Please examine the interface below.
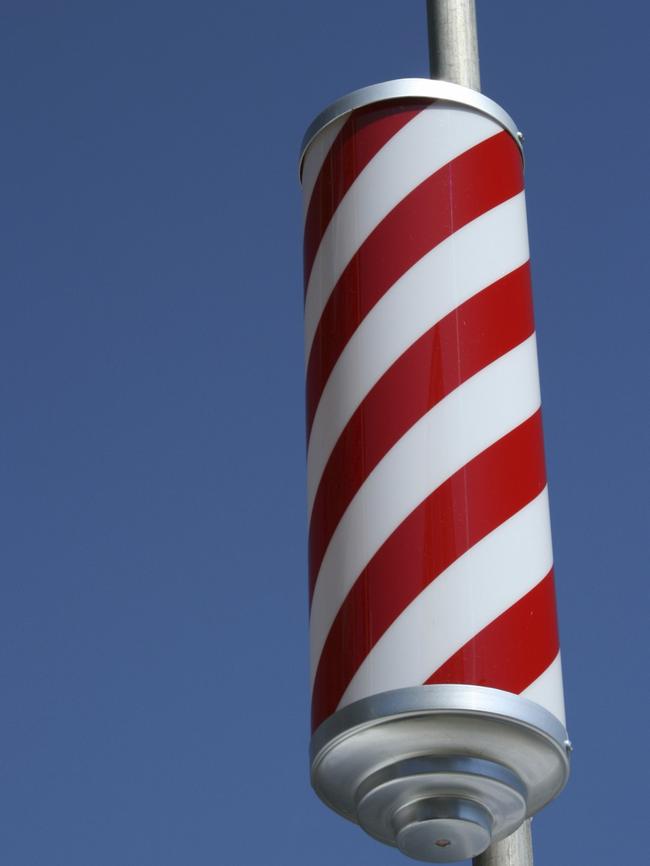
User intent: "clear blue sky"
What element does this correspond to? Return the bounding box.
[0,2,646,864]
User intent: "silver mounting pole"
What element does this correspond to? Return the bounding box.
[426,0,481,91]
[473,819,534,866]
[426,5,534,865]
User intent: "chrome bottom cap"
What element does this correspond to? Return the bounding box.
[311,685,570,863]
[394,798,492,863]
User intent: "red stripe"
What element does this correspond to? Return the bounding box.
[305,130,523,440]
[308,264,534,602]
[311,411,547,732]
[303,100,429,292]
[425,569,559,694]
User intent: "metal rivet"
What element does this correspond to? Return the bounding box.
[435,839,452,848]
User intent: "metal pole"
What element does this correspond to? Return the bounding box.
[473,820,534,866]
[427,8,535,864]
[426,0,481,91]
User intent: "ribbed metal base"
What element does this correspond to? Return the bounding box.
[310,685,570,863]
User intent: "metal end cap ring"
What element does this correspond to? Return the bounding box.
[299,78,523,177]
[353,755,527,863]
[310,685,570,863]
[392,798,492,863]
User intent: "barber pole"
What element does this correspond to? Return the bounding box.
[299,9,570,865]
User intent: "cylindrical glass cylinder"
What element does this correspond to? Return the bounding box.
[301,84,565,738]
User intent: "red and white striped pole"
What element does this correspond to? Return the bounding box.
[299,4,570,862]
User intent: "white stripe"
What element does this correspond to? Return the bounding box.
[304,106,501,362]
[521,652,566,725]
[306,192,530,518]
[338,488,553,707]
[301,115,347,222]
[310,335,543,684]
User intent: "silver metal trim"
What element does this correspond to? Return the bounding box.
[299,78,522,177]
[310,684,569,762]
[309,686,570,860]
[394,797,492,862]
[356,756,527,806]
[353,752,528,859]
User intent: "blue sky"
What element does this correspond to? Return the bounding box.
[0,2,646,864]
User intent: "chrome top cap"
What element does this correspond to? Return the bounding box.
[299,78,522,177]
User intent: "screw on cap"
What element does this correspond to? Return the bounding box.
[392,797,492,863]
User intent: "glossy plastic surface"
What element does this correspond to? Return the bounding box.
[302,98,565,734]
